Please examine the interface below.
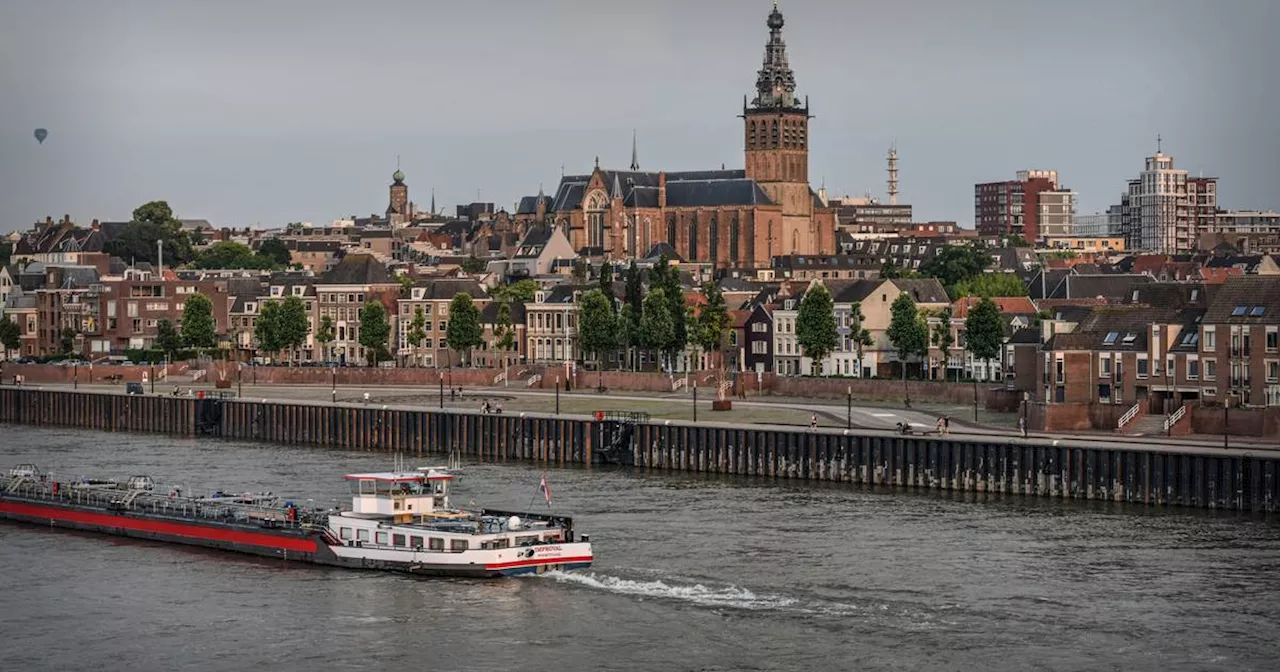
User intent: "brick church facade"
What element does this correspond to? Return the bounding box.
[517,5,837,269]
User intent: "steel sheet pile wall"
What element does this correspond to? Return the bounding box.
[629,424,1279,513]
[217,400,592,465]
[0,388,196,437]
[1,389,1275,512]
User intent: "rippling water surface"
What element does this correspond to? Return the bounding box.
[1,425,1277,671]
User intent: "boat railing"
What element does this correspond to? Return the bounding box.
[3,480,330,531]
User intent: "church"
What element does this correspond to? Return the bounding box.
[517,4,837,269]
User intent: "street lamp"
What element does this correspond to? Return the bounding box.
[438,371,444,409]
[150,362,155,394]
[555,376,561,415]
[692,381,698,423]
[331,365,337,404]
[846,385,852,429]
[74,362,78,390]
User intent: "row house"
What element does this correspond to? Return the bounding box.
[396,278,489,368]
[472,300,528,370]
[313,255,400,366]
[525,285,586,365]
[824,278,949,378]
[926,296,1040,383]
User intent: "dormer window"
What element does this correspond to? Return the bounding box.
[535,291,546,303]
[412,288,424,300]
[271,286,284,296]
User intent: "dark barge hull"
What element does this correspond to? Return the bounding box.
[0,498,325,564]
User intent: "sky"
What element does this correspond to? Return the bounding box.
[2,0,1278,232]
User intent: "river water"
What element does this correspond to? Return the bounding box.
[1,425,1277,672]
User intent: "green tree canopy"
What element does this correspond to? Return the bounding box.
[654,255,687,360]
[578,289,616,372]
[193,241,278,270]
[254,301,283,355]
[888,292,928,366]
[639,288,675,358]
[397,274,415,298]
[932,308,955,380]
[358,299,392,365]
[624,260,643,317]
[571,257,589,283]
[445,293,483,366]
[461,256,487,274]
[495,279,538,303]
[880,261,920,279]
[1002,235,1032,248]
[965,296,1005,379]
[155,318,184,357]
[920,245,991,291]
[0,317,21,354]
[848,301,873,369]
[695,282,730,356]
[256,237,292,267]
[0,242,12,268]
[616,303,635,368]
[494,298,515,358]
[59,328,76,355]
[598,261,615,310]
[315,315,336,361]
[104,200,193,266]
[952,272,1028,299]
[181,292,217,348]
[796,283,838,373]
[275,295,310,359]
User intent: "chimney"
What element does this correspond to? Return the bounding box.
[90,219,100,231]
[658,172,667,208]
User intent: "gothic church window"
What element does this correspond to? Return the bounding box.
[667,216,677,248]
[729,216,740,263]
[688,214,699,261]
[585,191,608,249]
[709,216,719,264]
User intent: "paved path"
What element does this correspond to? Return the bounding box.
[21,381,1276,455]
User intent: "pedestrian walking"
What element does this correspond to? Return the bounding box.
[943,415,950,435]
[1017,416,1027,438]
[936,416,945,435]
[809,413,819,432]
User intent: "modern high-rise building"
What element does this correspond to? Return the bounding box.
[974,170,1075,241]
[1117,150,1217,254]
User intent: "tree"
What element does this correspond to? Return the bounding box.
[275,295,310,364]
[181,292,217,349]
[639,288,675,365]
[598,261,615,310]
[194,241,273,270]
[578,289,616,389]
[887,292,928,404]
[1002,235,1032,248]
[358,300,392,366]
[461,256,487,274]
[496,279,538,303]
[155,319,184,358]
[571,257,589,284]
[445,293,483,367]
[623,260,644,369]
[315,315,335,363]
[965,296,1004,382]
[615,303,635,371]
[0,317,21,357]
[920,245,990,293]
[655,255,687,371]
[931,308,955,381]
[0,242,12,268]
[254,301,283,359]
[795,283,837,375]
[848,301,873,378]
[256,237,292,267]
[397,274,415,298]
[494,298,516,371]
[103,200,193,266]
[406,306,427,367]
[59,328,77,355]
[952,272,1028,299]
[695,282,731,397]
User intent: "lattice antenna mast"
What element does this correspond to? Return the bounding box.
[886,143,899,206]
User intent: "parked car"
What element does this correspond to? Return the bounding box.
[125,382,145,395]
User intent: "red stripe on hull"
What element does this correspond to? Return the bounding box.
[485,555,594,570]
[0,500,318,554]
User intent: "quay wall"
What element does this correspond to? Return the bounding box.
[1,387,1276,513]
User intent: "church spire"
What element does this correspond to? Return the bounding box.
[630,129,639,171]
[430,188,436,215]
[752,2,799,109]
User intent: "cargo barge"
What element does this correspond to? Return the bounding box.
[0,464,593,577]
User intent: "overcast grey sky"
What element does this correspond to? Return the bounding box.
[2,0,1277,231]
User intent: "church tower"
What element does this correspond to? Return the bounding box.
[743,3,812,231]
[387,167,409,226]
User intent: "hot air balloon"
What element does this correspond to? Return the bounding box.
[34,128,48,144]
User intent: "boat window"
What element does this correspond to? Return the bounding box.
[544,534,561,543]
[359,479,376,495]
[357,528,370,541]
[495,538,510,549]
[429,538,444,551]
[410,536,424,549]
[517,535,539,546]
[339,527,352,540]
[392,534,406,547]
[375,531,389,545]
[450,539,469,553]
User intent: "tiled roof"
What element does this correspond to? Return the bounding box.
[952,296,1038,318]
[664,179,772,207]
[890,279,949,304]
[481,299,526,324]
[319,254,394,285]
[1203,276,1280,323]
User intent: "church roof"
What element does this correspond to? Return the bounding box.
[665,179,772,207]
